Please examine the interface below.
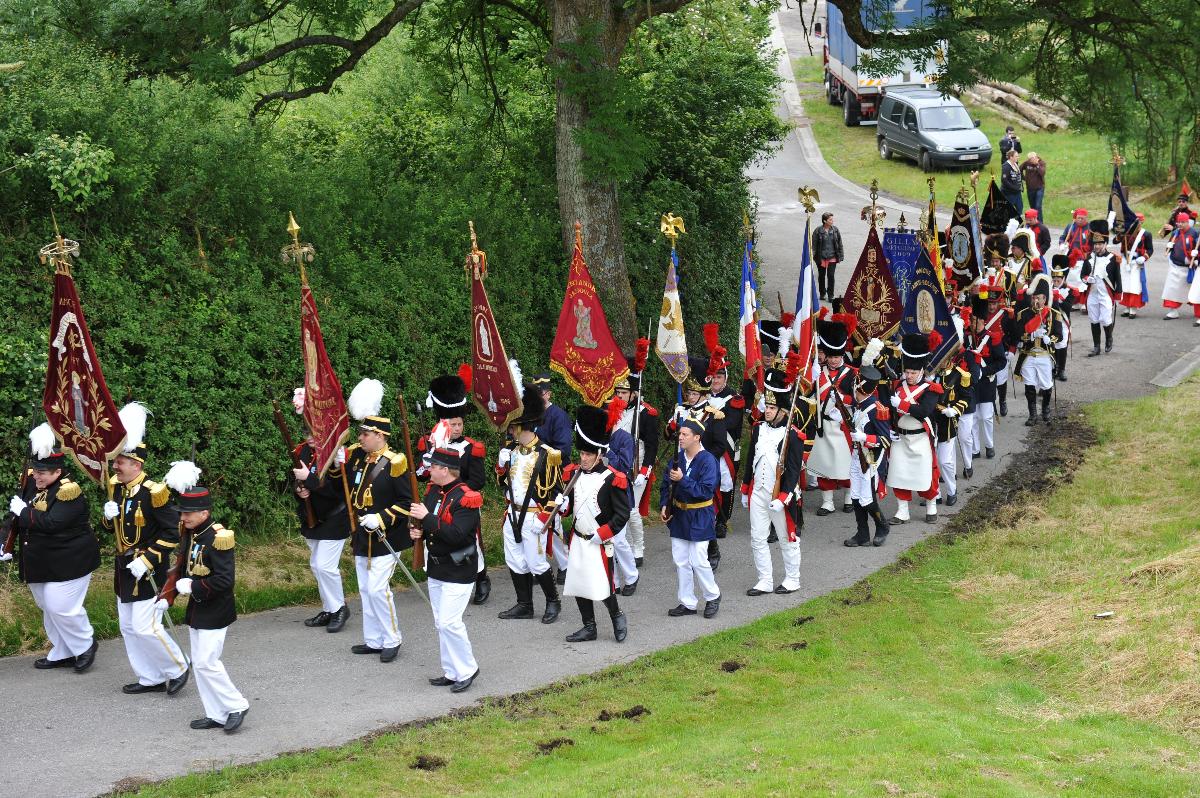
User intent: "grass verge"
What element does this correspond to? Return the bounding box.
[794,55,1175,228]
[113,380,1200,797]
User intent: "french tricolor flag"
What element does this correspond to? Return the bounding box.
[739,239,764,392]
[792,215,820,379]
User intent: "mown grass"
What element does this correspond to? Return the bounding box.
[116,379,1200,797]
[793,56,1176,228]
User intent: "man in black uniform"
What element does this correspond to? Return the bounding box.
[101,403,189,694]
[161,470,250,733]
[704,325,745,541]
[419,368,490,605]
[612,365,660,568]
[336,378,413,662]
[410,447,483,693]
[9,423,100,673]
[530,374,572,580]
[292,425,351,633]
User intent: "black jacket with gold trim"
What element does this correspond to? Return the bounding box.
[14,474,99,584]
[102,473,180,602]
[182,518,237,630]
[417,480,483,585]
[337,444,413,558]
[932,365,971,442]
[294,442,350,541]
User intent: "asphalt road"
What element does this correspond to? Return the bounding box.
[0,9,1193,797]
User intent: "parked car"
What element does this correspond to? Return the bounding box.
[876,89,992,172]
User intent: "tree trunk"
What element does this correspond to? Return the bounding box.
[550,0,637,348]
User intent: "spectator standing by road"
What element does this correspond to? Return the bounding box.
[811,211,844,302]
[1001,147,1024,216]
[1021,152,1046,222]
[998,126,1022,158]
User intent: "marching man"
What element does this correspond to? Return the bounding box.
[740,365,805,596]
[886,333,944,525]
[931,350,970,507]
[1080,219,1122,355]
[1015,273,1063,425]
[495,381,563,624]
[963,291,1008,463]
[808,314,858,516]
[843,361,892,547]
[338,379,413,663]
[1161,212,1199,323]
[611,338,659,569]
[102,403,189,695]
[161,463,249,733]
[8,424,100,673]
[409,447,483,693]
[419,368,491,605]
[290,389,351,634]
[659,410,722,619]
[1118,213,1153,319]
[703,325,746,541]
[557,405,631,643]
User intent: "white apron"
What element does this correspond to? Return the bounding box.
[886,384,935,492]
[807,381,850,480]
[1163,263,1191,305]
[563,469,615,602]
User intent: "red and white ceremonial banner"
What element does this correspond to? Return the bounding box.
[42,238,126,483]
[467,237,523,429]
[550,223,629,407]
[300,283,350,477]
[842,225,902,347]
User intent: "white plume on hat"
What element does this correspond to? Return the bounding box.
[861,337,885,368]
[292,387,306,415]
[164,460,202,493]
[29,422,56,459]
[1004,217,1018,240]
[508,358,523,389]
[118,402,149,454]
[348,378,384,421]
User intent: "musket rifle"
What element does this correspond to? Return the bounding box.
[272,399,317,528]
[0,460,31,559]
[396,392,425,571]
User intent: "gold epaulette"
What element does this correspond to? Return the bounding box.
[346,443,362,454]
[544,447,562,468]
[211,523,236,551]
[109,473,121,487]
[56,480,81,501]
[146,480,170,508]
[958,366,972,388]
[387,451,408,478]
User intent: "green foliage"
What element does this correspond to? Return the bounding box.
[19,132,114,210]
[0,0,781,532]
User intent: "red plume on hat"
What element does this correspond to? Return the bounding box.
[832,312,857,340]
[817,306,829,320]
[606,395,627,432]
[780,311,795,329]
[702,323,720,354]
[457,363,473,392]
[707,345,727,379]
[633,337,650,374]
[927,330,943,351]
[785,350,803,386]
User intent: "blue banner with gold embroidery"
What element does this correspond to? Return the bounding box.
[901,246,961,373]
[883,229,921,309]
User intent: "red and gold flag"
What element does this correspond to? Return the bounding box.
[300,283,350,477]
[467,229,523,429]
[41,233,126,483]
[842,225,902,346]
[550,223,629,406]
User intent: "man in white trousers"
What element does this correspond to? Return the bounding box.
[162,473,249,734]
[659,414,721,619]
[612,361,659,572]
[410,448,482,692]
[291,427,351,633]
[8,424,101,673]
[740,368,803,596]
[101,404,190,695]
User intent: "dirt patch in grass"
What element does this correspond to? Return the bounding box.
[409,754,446,771]
[720,660,744,673]
[598,705,651,722]
[535,737,574,755]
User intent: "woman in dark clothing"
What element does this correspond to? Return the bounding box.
[811,212,844,302]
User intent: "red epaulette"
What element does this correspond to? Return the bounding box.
[729,395,746,410]
[467,438,485,458]
[927,382,945,395]
[459,488,483,509]
[563,463,579,480]
[643,401,659,417]
[875,404,890,422]
[607,467,628,490]
[416,436,428,453]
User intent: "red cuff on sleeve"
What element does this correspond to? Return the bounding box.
[776,492,790,505]
[535,511,550,525]
[597,524,614,541]
[865,435,877,446]
[740,483,751,495]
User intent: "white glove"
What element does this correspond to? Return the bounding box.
[889,394,900,408]
[154,598,169,613]
[497,448,512,468]
[941,406,959,418]
[740,493,749,509]
[1040,333,1053,345]
[634,473,647,489]
[335,447,347,466]
[126,556,150,580]
[1031,325,1046,339]
[175,578,193,596]
[1085,274,1096,285]
[9,496,27,515]
[554,494,570,511]
[850,430,867,443]
[0,551,12,562]
[769,498,785,513]
[1135,256,1146,267]
[359,513,382,530]
[756,394,767,414]
[103,500,120,520]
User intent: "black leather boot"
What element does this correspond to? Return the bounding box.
[708,539,721,572]
[536,570,561,623]
[1104,323,1114,352]
[1024,387,1038,426]
[1040,390,1052,424]
[498,571,535,619]
[844,500,871,546]
[472,572,491,605]
[565,622,597,642]
[1087,323,1102,356]
[868,502,890,546]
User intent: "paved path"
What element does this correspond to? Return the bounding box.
[0,9,1192,797]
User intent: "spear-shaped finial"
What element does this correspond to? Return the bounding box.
[281,211,315,286]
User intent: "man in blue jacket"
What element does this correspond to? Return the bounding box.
[659,415,721,619]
